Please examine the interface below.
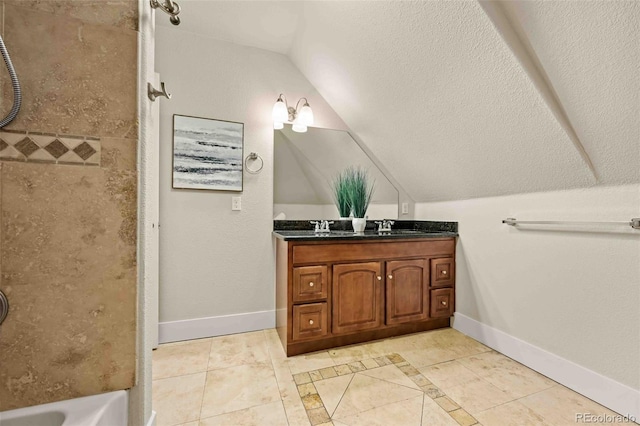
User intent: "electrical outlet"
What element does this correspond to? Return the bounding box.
[401,202,409,215]
[232,196,242,211]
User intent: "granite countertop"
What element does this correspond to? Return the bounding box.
[273,220,458,241]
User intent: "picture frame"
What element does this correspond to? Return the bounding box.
[172,114,244,191]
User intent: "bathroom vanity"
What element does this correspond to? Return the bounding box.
[273,221,457,356]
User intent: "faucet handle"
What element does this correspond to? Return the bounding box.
[310,220,321,232]
[322,220,334,231]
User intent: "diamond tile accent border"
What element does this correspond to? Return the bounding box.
[295,353,479,426]
[0,130,100,166]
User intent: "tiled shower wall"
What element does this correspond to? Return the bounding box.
[0,1,138,410]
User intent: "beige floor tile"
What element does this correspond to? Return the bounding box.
[361,358,380,369]
[419,360,479,389]
[208,331,270,370]
[458,351,555,399]
[475,400,550,426]
[176,423,199,426]
[152,339,212,380]
[264,328,288,361]
[328,342,389,365]
[449,408,479,426]
[519,385,620,425]
[434,396,460,412]
[199,400,288,426]
[436,330,490,359]
[273,359,295,387]
[360,364,421,390]
[308,407,331,425]
[200,362,280,418]
[276,371,312,426]
[399,345,460,368]
[334,394,424,426]
[443,377,514,415]
[332,373,423,419]
[314,374,354,416]
[152,372,206,426]
[422,396,460,426]
[287,351,336,375]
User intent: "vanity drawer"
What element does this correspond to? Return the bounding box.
[293,266,328,302]
[293,303,328,340]
[430,257,454,287]
[430,288,454,318]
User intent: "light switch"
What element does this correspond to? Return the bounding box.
[402,202,409,215]
[232,196,242,211]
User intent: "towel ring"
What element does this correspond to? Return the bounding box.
[244,152,264,174]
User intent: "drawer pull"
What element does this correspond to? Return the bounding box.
[441,300,447,306]
[442,270,447,275]
[309,282,314,287]
[377,276,382,281]
[309,319,314,325]
[388,275,393,279]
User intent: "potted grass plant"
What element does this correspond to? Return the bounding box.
[331,170,352,219]
[345,166,375,233]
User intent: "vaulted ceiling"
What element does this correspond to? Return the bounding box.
[161,0,639,202]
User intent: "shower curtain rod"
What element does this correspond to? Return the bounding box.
[502,218,640,230]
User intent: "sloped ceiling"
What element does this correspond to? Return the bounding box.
[159,1,639,202]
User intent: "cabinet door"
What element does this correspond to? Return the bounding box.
[332,262,383,334]
[386,259,429,325]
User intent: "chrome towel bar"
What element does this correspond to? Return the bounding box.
[503,218,640,230]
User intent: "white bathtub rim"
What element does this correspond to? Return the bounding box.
[0,390,128,426]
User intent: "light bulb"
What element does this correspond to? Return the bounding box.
[298,103,314,126]
[273,122,284,130]
[292,118,307,133]
[272,96,288,123]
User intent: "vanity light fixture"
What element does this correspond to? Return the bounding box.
[272,94,314,133]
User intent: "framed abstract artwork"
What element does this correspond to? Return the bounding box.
[172,114,244,191]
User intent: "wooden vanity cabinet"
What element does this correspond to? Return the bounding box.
[275,237,456,356]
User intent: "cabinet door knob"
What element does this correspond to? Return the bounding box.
[441,300,447,306]
[377,276,382,281]
[388,275,393,279]
[442,270,447,275]
[309,282,314,287]
[309,319,314,325]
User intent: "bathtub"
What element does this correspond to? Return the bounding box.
[0,390,127,426]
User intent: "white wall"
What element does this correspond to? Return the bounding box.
[155,27,346,331]
[416,184,640,390]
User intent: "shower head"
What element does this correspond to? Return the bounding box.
[170,15,180,25]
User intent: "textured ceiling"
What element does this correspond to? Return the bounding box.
[162,1,640,202]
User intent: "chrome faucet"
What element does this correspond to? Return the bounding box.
[310,220,334,233]
[375,219,395,232]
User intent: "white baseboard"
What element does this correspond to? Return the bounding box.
[453,312,640,420]
[159,310,275,344]
[146,410,157,426]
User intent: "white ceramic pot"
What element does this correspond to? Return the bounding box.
[352,218,366,233]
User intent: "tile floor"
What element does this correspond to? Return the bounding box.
[152,328,627,426]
